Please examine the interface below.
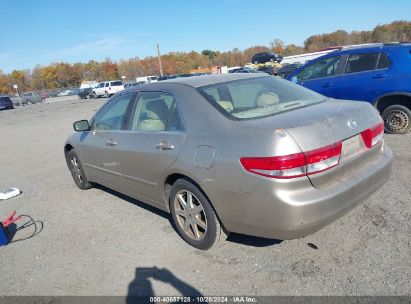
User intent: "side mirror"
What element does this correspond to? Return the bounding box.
[73,120,90,132]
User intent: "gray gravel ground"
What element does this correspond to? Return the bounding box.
[0,98,410,297]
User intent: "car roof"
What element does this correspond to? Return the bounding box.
[325,42,411,56]
[143,73,269,89]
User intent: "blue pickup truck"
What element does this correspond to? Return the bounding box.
[287,43,411,134]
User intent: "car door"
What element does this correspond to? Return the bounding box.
[292,55,342,98]
[332,52,392,102]
[78,93,135,190]
[94,83,103,96]
[113,91,186,204]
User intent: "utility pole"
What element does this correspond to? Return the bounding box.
[157,42,164,77]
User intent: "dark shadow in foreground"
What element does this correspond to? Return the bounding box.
[127,267,203,304]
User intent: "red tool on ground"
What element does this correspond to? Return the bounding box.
[0,211,22,246]
[2,211,22,228]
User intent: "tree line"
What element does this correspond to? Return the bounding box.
[0,21,409,94]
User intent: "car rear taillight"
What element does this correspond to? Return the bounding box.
[240,142,342,179]
[361,122,384,148]
[109,87,111,90]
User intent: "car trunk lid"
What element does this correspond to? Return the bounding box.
[241,99,383,188]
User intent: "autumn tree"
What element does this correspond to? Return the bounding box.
[118,57,145,80]
[201,50,217,61]
[10,70,30,92]
[270,39,285,54]
[101,58,119,80]
[0,70,11,94]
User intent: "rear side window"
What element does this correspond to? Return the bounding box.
[345,53,379,73]
[166,101,184,131]
[128,92,176,131]
[296,56,341,81]
[110,81,122,86]
[377,53,390,69]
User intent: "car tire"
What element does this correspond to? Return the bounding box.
[67,149,92,190]
[381,105,411,134]
[104,91,109,98]
[169,179,228,250]
[279,73,286,78]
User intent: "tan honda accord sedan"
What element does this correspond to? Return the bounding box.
[64,74,393,249]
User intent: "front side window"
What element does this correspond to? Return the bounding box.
[92,93,133,131]
[296,56,341,81]
[128,92,182,131]
[198,76,325,120]
[345,53,379,73]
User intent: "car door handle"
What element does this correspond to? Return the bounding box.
[156,141,174,150]
[373,74,387,79]
[322,82,333,88]
[106,139,117,147]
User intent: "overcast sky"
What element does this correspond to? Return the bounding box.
[1,0,410,73]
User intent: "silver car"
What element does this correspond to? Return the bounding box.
[64,74,393,250]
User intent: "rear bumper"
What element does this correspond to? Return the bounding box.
[217,145,393,239]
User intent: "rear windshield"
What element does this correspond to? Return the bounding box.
[197,76,325,120]
[110,81,123,86]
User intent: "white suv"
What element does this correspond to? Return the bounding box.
[92,80,124,98]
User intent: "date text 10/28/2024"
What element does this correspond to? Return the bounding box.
[149,296,257,303]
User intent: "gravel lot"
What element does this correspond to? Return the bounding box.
[0,98,410,297]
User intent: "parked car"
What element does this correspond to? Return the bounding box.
[58,90,72,97]
[65,74,392,250]
[124,82,144,89]
[252,52,283,64]
[70,88,80,96]
[0,96,14,110]
[136,76,158,83]
[229,67,261,73]
[39,92,49,99]
[158,75,180,81]
[92,80,124,98]
[277,63,303,78]
[287,43,411,134]
[22,92,42,105]
[78,88,93,99]
[256,65,279,75]
[49,90,61,97]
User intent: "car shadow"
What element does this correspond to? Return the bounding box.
[227,233,282,247]
[126,267,203,303]
[94,184,169,220]
[95,184,283,248]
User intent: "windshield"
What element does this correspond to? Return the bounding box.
[197,76,326,120]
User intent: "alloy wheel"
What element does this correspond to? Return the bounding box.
[70,156,83,183]
[173,190,207,240]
